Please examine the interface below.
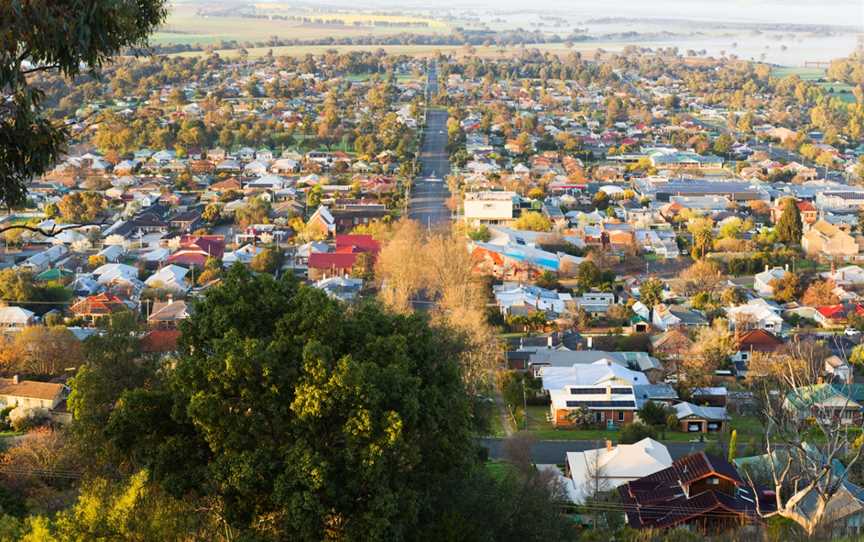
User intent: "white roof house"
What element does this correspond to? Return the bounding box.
[18,245,68,273]
[564,438,673,503]
[97,244,125,263]
[92,263,138,285]
[0,307,35,328]
[223,244,263,266]
[145,265,189,293]
[493,283,572,316]
[541,360,650,423]
[314,276,364,302]
[673,402,729,422]
[754,266,789,298]
[726,298,784,334]
[822,265,864,286]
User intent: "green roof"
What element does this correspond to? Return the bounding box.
[35,268,74,282]
[785,383,864,410]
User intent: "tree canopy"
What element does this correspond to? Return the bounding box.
[91,265,478,540]
[776,198,803,245]
[1,0,168,208]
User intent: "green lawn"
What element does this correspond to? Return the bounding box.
[771,67,825,81]
[524,406,710,443]
[485,460,515,481]
[728,415,764,442]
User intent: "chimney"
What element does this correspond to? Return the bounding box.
[167,294,173,305]
[587,336,593,348]
[606,440,613,452]
[12,375,18,384]
[547,334,554,348]
[785,263,789,272]
[764,264,769,273]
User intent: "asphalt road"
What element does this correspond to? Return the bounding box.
[408,62,451,229]
[479,438,707,464]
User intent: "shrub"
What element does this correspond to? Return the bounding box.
[619,422,657,444]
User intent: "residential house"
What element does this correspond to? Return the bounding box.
[772,200,818,226]
[673,402,729,433]
[563,438,673,504]
[822,265,864,286]
[754,266,789,298]
[785,384,864,424]
[574,291,615,316]
[541,359,652,428]
[18,245,68,273]
[784,479,864,538]
[145,265,190,293]
[147,299,189,329]
[307,253,356,280]
[167,235,225,268]
[463,191,519,226]
[493,283,573,317]
[0,375,67,417]
[618,452,763,531]
[732,329,783,377]
[307,206,336,237]
[651,329,693,364]
[314,276,364,302]
[0,307,35,329]
[70,292,129,323]
[726,298,784,334]
[803,220,859,260]
[825,355,853,384]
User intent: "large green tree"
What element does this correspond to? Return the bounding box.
[0,0,167,211]
[98,265,476,540]
[776,198,803,245]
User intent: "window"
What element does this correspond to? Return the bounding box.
[618,411,625,422]
[707,478,719,485]
[610,387,632,394]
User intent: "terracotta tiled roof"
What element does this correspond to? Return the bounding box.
[141,329,182,353]
[736,329,783,352]
[71,292,127,316]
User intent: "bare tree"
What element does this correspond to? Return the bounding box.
[745,337,864,536]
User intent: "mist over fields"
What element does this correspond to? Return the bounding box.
[226,0,862,27]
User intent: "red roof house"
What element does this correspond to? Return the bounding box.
[141,329,182,353]
[736,329,783,354]
[71,292,129,322]
[167,235,225,268]
[816,304,847,325]
[335,234,380,254]
[618,452,769,531]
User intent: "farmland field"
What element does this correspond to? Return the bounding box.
[770,66,826,80]
[152,3,450,48]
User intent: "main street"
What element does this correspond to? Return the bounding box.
[408,61,451,229]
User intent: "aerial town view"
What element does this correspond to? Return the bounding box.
[1,0,864,540]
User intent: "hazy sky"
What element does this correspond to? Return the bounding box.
[298,0,863,27]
